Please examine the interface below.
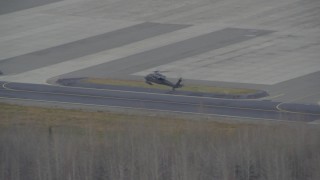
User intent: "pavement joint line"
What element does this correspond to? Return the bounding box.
[0,96,300,123]
[1,82,282,113]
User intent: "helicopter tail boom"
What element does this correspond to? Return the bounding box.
[173,78,183,90]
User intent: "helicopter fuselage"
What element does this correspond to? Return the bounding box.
[145,74,175,87]
[144,72,183,90]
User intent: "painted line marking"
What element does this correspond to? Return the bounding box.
[260,93,284,100]
[276,92,320,116]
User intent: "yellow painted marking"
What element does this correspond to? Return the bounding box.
[260,93,284,100]
[276,92,320,115]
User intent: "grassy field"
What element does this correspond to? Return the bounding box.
[84,78,258,95]
[0,102,238,133]
[0,102,319,180]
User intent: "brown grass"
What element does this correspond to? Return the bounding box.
[0,102,319,180]
[0,103,239,133]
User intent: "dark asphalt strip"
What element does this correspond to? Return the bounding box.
[2,82,281,112]
[0,82,319,122]
[0,0,62,15]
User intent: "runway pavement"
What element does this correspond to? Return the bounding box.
[62,28,273,78]
[0,0,319,118]
[0,22,188,75]
[1,81,319,122]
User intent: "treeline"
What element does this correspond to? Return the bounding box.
[0,121,319,180]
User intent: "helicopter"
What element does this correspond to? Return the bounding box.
[144,71,183,90]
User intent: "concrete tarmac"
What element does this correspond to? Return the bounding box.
[0,0,319,112]
[63,28,272,78]
[0,22,188,75]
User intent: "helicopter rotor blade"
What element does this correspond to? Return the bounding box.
[153,70,170,73]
